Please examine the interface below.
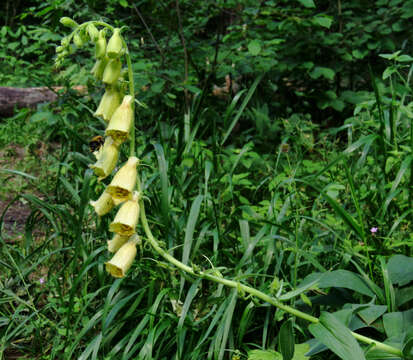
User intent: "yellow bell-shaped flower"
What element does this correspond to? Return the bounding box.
[105,95,133,144]
[94,86,121,122]
[109,191,140,236]
[105,239,138,278]
[106,28,124,58]
[107,233,130,253]
[102,58,122,85]
[90,137,119,180]
[90,190,114,216]
[107,156,139,200]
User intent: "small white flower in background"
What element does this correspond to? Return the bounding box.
[39,277,46,284]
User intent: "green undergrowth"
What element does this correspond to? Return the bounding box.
[0,45,412,360]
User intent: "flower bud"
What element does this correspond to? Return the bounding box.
[73,33,84,48]
[89,137,119,180]
[90,190,114,216]
[94,86,121,122]
[95,30,107,59]
[109,192,140,236]
[87,24,99,42]
[106,28,124,59]
[105,240,137,278]
[60,17,78,28]
[105,95,133,144]
[107,234,129,253]
[56,46,64,53]
[107,156,139,200]
[91,57,108,81]
[102,58,122,85]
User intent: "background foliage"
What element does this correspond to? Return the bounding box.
[0,1,412,359]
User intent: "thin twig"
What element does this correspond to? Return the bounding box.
[131,4,166,65]
[175,0,189,113]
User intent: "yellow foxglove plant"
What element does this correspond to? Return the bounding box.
[109,191,140,236]
[105,236,139,278]
[106,156,138,200]
[90,137,119,180]
[94,86,121,122]
[105,95,133,144]
[90,189,114,216]
[107,233,130,253]
[55,19,404,358]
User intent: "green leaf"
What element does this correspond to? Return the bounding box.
[310,67,335,80]
[248,349,283,360]
[248,40,262,56]
[300,270,375,297]
[313,16,333,28]
[292,343,310,360]
[387,255,413,286]
[298,0,316,8]
[279,320,295,360]
[309,312,366,360]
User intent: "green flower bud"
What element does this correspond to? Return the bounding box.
[95,30,107,59]
[106,28,124,59]
[91,57,108,80]
[102,58,122,85]
[61,36,70,46]
[73,33,84,48]
[87,24,99,42]
[60,17,78,28]
[56,46,64,53]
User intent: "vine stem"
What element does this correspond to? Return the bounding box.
[136,173,403,357]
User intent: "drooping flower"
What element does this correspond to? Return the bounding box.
[105,95,133,144]
[90,137,119,180]
[90,189,115,216]
[109,191,140,236]
[94,86,121,122]
[105,239,138,278]
[106,28,124,58]
[106,156,139,200]
[102,58,122,85]
[107,233,130,253]
[91,57,108,81]
[95,29,107,59]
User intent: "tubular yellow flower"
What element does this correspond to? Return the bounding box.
[105,95,133,144]
[106,28,124,58]
[90,137,119,180]
[94,86,121,122]
[102,58,122,85]
[105,240,137,278]
[107,156,139,200]
[87,23,99,42]
[109,192,140,236]
[91,57,108,81]
[90,190,114,216]
[107,233,129,253]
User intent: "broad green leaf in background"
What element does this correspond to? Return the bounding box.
[248,40,262,56]
[309,312,366,360]
[279,319,295,360]
[298,0,316,8]
[387,255,413,286]
[248,349,283,360]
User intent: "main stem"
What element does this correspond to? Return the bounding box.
[135,177,403,357]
